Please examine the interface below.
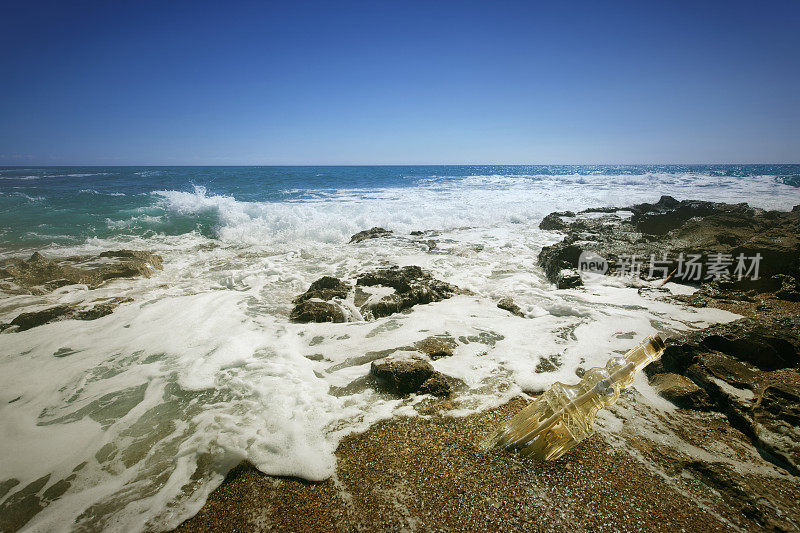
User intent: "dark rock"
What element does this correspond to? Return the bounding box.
[649,373,715,411]
[6,297,134,331]
[556,268,583,289]
[538,243,583,285]
[497,297,525,317]
[289,301,346,323]
[539,212,573,231]
[357,266,461,319]
[370,353,434,395]
[536,197,800,288]
[773,274,800,301]
[0,250,163,293]
[659,316,800,474]
[349,227,393,243]
[535,355,562,373]
[74,297,134,320]
[410,230,424,236]
[418,372,452,397]
[293,276,349,304]
[414,336,457,359]
[288,266,461,322]
[10,305,74,331]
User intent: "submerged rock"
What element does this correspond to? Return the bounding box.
[0,250,163,293]
[8,297,134,332]
[349,227,393,243]
[414,335,457,359]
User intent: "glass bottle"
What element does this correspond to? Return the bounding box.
[483,334,666,460]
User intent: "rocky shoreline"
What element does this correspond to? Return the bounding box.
[2,198,798,532]
[176,198,800,532]
[0,249,162,331]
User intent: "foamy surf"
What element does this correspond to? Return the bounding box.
[0,166,798,531]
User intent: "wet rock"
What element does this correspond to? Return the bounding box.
[98,250,163,270]
[556,268,582,289]
[10,305,74,331]
[289,300,346,323]
[410,230,424,236]
[349,227,393,243]
[357,266,461,319]
[293,276,348,304]
[0,250,163,293]
[539,211,574,231]
[538,243,583,286]
[659,316,800,474]
[536,197,800,288]
[7,297,134,332]
[418,372,452,397]
[74,297,134,320]
[289,266,461,322]
[680,460,795,530]
[414,336,457,359]
[497,297,524,317]
[774,274,800,301]
[535,355,562,373]
[649,373,715,411]
[370,353,434,395]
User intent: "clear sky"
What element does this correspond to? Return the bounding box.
[1,0,798,165]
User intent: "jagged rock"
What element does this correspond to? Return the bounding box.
[289,300,346,323]
[7,297,134,332]
[539,211,574,231]
[556,268,582,289]
[418,372,452,397]
[293,276,348,304]
[536,196,800,288]
[357,266,460,319]
[414,336,457,359]
[370,353,434,395]
[288,266,461,322]
[410,230,424,236]
[538,243,583,286]
[497,297,524,317]
[773,274,800,301]
[649,373,715,411]
[10,305,74,331]
[0,250,163,293]
[658,316,800,474]
[349,227,392,243]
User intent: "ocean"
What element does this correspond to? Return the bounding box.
[1,165,799,531]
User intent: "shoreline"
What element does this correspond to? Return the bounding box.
[176,391,798,532]
[177,198,800,532]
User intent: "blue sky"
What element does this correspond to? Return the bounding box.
[1,0,798,165]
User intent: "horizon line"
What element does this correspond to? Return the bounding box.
[1,162,799,168]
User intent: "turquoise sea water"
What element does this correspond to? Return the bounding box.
[1,165,798,250]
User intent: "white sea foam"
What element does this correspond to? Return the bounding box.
[1,170,798,531]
